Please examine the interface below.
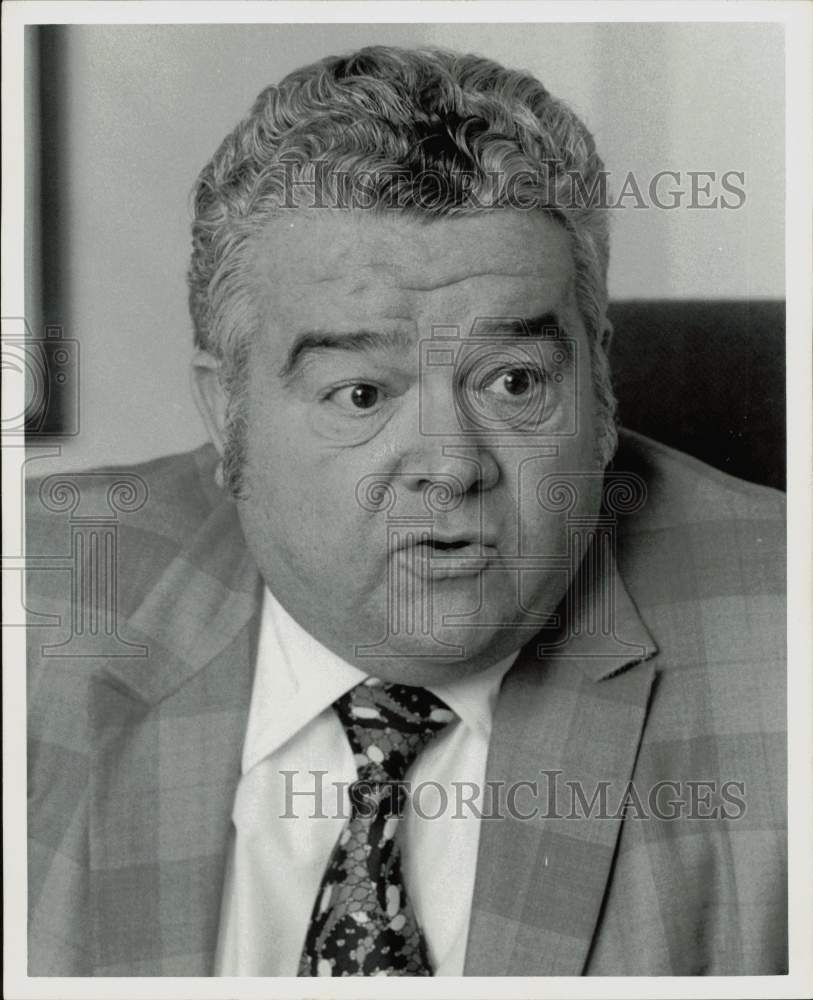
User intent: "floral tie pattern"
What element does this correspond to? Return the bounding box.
[298,678,455,977]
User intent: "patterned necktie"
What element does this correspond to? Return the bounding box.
[298,677,455,977]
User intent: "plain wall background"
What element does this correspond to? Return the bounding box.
[27,22,784,473]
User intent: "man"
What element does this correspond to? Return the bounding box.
[27,46,786,976]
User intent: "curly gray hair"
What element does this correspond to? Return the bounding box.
[188,45,616,495]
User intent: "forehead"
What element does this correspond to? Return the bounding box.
[249,209,578,338]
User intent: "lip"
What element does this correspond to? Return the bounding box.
[392,538,498,580]
[390,529,498,551]
[429,533,497,548]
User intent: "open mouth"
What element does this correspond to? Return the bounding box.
[419,538,475,553]
[394,535,495,579]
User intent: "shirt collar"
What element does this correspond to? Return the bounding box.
[242,586,519,775]
[429,653,516,742]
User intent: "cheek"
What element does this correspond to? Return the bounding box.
[242,421,374,553]
[511,441,604,557]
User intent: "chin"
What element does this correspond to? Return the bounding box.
[347,621,531,687]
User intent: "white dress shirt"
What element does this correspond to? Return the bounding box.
[214,586,518,976]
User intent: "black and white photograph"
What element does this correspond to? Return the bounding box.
[3,2,811,997]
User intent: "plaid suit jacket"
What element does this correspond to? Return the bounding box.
[26,430,787,976]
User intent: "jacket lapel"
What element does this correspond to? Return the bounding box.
[89,495,262,975]
[464,559,658,976]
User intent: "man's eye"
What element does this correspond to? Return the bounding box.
[498,369,533,397]
[329,383,383,413]
[481,367,545,399]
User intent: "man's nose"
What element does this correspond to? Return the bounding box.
[397,449,498,498]
[394,379,500,497]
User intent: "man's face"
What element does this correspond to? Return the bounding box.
[212,209,605,685]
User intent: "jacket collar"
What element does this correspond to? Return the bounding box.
[99,490,263,706]
[464,556,659,976]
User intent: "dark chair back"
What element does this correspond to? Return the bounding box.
[608,300,785,491]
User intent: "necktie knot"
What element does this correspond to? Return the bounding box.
[334,678,455,784]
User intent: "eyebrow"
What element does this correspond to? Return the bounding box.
[277,311,571,383]
[468,312,566,337]
[278,329,413,382]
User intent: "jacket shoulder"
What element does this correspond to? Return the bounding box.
[26,444,220,544]
[26,444,220,606]
[612,430,786,735]
[613,429,785,605]
[614,425,785,585]
[613,428,785,529]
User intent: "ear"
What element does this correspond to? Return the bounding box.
[190,350,228,456]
